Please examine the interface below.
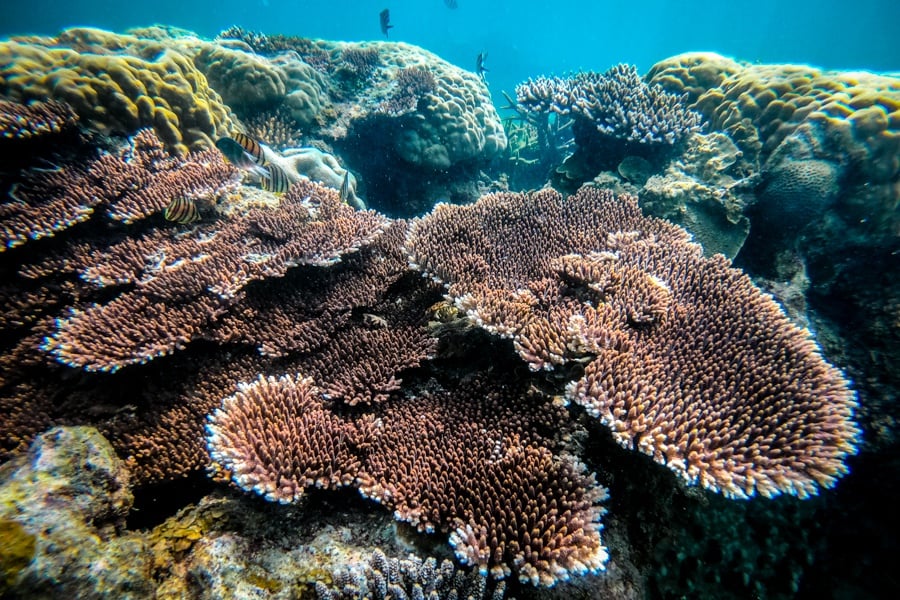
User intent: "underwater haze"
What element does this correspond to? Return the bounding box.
[4,0,900,103]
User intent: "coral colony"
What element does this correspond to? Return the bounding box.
[1,22,898,600]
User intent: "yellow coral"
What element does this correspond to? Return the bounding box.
[0,27,237,155]
[0,518,35,593]
[647,53,900,184]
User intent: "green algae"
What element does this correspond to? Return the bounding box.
[0,518,36,593]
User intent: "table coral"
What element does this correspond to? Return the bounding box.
[405,185,860,500]
[207,373,609,587]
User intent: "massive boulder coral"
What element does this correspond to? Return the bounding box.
[646,52,900,226]
[319,40,507,214]
[638,131,759,258]
[405,186,860,500]
[0,27,239,155]
[193,42,289,116]
[647,53,900,171]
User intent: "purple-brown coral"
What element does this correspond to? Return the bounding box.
[0,98,78,140]
[207,374,367,503]
[380,66,437,115]
[342,46,381,75]
[358,380,608,586]
[516,64,702,146]
[206,374,608,586]
[405,185,860,500]
[44,178,389,372]
[1,128,240,251]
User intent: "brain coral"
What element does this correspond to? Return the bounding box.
[0,27,239,155]
[646,52,900,185]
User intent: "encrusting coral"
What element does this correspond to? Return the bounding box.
[405,186,860,500]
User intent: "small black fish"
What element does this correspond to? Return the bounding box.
[339,170,351,203]
[380,9,393,37]
[444,0,458,8]
[164,196,201,224]
[476,51,488,82]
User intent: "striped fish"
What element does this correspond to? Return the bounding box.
[218,133,296,193]
[215,137,270,179]
[164,196,201,224]
[260,163,293,194]
[339,170,351,203]
[231,132,266,165]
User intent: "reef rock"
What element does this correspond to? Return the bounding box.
[0,426,153,598]
[640,131,759,258]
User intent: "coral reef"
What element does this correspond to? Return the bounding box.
[279,146,365,210]
[0,27,238,155]
[639,131,760,258]
[327,41,506,215]
[380,65,438,115]
[193,42,288,116]
[647,53,900,459]
[341,46,381,77]
[406,186,860,500]
[1,25,506,215]
[316,549,509,600]
[517,65,702,147]
[45,176,386,371]
[647,53,900,176]
[207,373,608,586]
[515,64,702,188]
[0,123,431,486]
[2,127,238,249]
[0,426,154,597]
[0,98,78,140]
[0,26,893,600]
[244,106,302,150]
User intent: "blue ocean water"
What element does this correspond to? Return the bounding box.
[5,0,900,104]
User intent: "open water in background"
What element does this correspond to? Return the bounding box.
[4,0,900,104]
